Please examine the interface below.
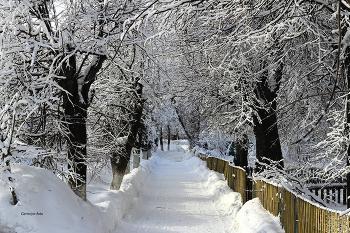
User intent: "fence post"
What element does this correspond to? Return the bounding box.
[247,177,252,202]
[327,189,330,203]
[294,195,298,233]
[242,170,247,203]
[232,167,235,192]
[253,181,256,198]
[278,187,282,217]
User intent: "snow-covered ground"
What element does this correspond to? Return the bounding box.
[0,141,284,232]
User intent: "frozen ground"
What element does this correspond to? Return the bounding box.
[0,141,284,232]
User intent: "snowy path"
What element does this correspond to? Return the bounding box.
[0,141,284,233]
[114,147,231,233]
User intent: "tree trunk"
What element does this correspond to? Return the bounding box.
[147,147,152,159]
[133,127,142,168]
[126,160,130,174]
[253,63,284,171]
[175,107,200,149]
[345,47,350,208]
[59,50,106,200]
[160,127,164,151]
[338,7,350,208]
[133,149,140,169]
[347,134,350,208]
[167,124,171,150]
[253,112,283,171]
[66,110,87,200]
[60,55,88,201]
[177,113,192,147]
[4,161,19,205]
[142,150,148,159]
[2,116,19,205]
[234,134,248,168]
[110,83,144,190]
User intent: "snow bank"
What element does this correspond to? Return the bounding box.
[0,157,155,233]
[0,164,102,233]
[86,156,156,230]
[186,157,242,224]
[234,198,284,233]
[183,156,284,232]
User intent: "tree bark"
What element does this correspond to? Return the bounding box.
[59,51,106,201]
[175,107,199,149]
[66,103,88,201]
[338,4,350,208]
[4,161,19,205]
[110,82,144,190]
[160,127,164,151]
[133,149,140,169]
[2,115,19,205]
[60,55,87,201]
[133,127,142,168]
[167,124,171,150]
[234,134,249,168]
[253,63,284,171]
[147,148,152,159]
[345,47,350,208]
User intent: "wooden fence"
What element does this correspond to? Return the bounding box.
[199,154,350,233]
[205,156,247,203]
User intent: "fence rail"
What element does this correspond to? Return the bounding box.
[198,153,350,233]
